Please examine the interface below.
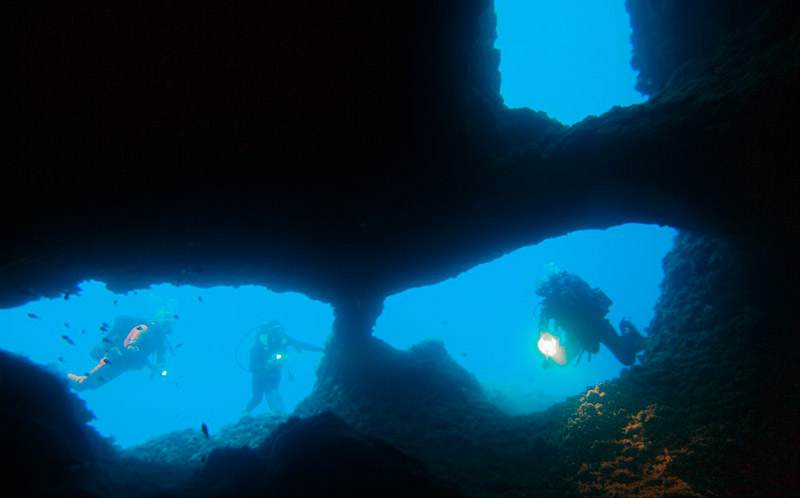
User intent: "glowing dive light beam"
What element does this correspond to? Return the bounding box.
[275,353,283,360]
[537,331,567,366]
[161,369,168,377]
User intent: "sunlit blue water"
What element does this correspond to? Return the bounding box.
[0,285,333,447]
[375,224,676,413]
[495,0,646,124]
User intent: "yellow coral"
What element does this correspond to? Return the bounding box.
[566,384,607,434]
[574,404,706,497]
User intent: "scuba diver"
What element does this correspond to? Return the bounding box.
[66,311,175,390]
[535,271,644,366]
[243,320,323,416]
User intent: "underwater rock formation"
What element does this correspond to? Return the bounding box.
[626,0,771,95]
[2,0,799,495]
[552,232,799,496]
[296,339,567,497]
[295,232,798,497]
[180,412,462,498]
[1,229,796,496]
[0,348,460,497]
[299,338,485,418]
[4,0,798,326]
[0,351,113,496]
[123,414,285,466]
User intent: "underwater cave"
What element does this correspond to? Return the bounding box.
[0,283,333,448]
[3,0,799,497]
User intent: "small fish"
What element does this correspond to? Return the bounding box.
[27,313,40,319]
[201,455,206,463]
[101,322,110,329]
[102,358,112,365]
[63,292,70,300]
[175,343,183,349]
[201,423,209,439]
[98,376,105,382]
[136,325,145,331]
[197,296,203,302]
[81,329,86,335]
[61,335,75,345]
[102,337,113,344]
[58,356,64,362]
[64,322,70,328]
[173,314,180,320]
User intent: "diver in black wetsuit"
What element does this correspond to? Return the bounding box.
[536,271,645,366]
[242,321,323,416]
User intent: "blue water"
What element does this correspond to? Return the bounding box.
[495,0,646,124]
[0,284,333,447]
[374,224,676,413]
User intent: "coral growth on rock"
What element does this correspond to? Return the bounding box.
[553,232,799,497]
[573,403,704,497]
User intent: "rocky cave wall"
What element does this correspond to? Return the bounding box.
[294,231,799,497]
[554,231,799,496]
[3,229,796,497]
[3,0,798,328]
[626,0,772,95]
[2,2,799,494]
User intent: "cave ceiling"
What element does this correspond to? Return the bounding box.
[4,1,798,313]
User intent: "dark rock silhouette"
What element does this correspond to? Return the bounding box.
[2,0,799,496]
[0,350,114,496]
[185,412,461,498]
[0,349,460,497]
[3,0,798,323]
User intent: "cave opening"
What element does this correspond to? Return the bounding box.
[494,0,646,125]
[373,223,677,414]
[0,282,333,448]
